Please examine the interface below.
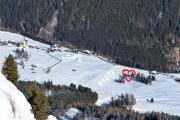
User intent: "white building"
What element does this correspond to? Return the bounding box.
[19,38,28,48]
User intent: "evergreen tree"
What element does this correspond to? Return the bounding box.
[2,54,19,86]
[27,82,48,120]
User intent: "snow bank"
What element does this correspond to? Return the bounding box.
[48,115,57,120]
[0,72,35,120]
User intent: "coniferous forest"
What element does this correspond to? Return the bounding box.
[18,81,180,120]
[0,0,179,72]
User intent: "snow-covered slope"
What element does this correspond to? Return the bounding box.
[0,31,180,116]
[0,72,35,120]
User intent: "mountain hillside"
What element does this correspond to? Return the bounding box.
[0,72,35,120]
[0,31,180,116]
[0,0,179,71]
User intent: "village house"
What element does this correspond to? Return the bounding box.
[19,37,28,49]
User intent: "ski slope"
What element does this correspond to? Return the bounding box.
[0,31,180,116]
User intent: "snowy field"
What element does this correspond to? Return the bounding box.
[0,31,180,116]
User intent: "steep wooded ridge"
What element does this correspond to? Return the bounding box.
[0,0,180,71]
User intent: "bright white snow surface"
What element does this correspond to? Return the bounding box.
[0,72,35,120]
[48,115,57,120]
[0,31,180,116]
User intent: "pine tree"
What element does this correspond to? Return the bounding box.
[27,82,48,120]
[2,54,19,86]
